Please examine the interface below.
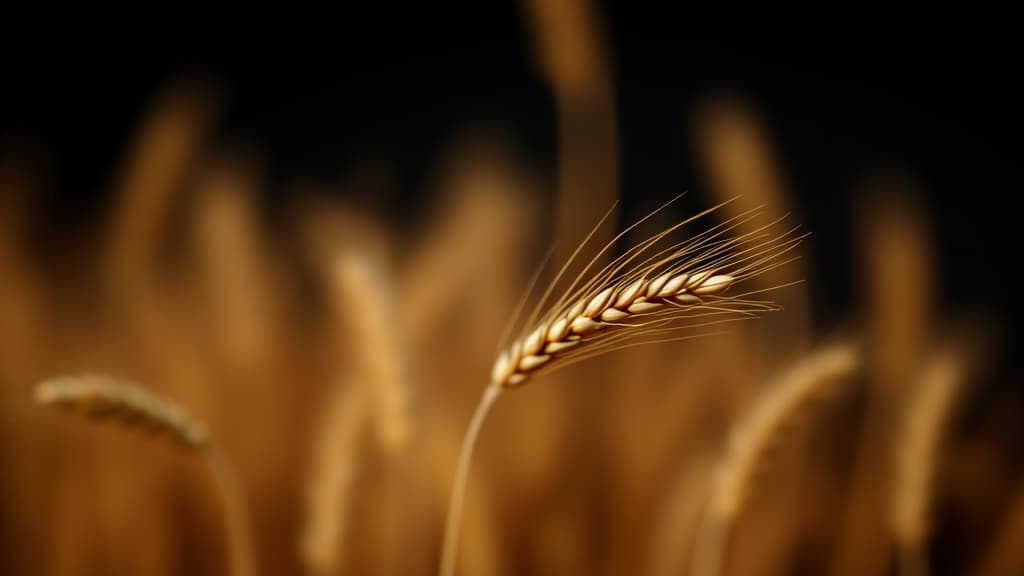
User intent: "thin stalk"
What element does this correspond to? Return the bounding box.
[691,511,726,576]
[204,444,255,576]
[439,384,503,576]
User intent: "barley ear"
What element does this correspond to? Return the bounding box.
[35,374,253,576]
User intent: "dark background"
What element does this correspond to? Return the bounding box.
[1,3,1017,367]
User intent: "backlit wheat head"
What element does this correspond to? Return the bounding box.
[492,199,803,389]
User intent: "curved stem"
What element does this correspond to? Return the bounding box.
[439,384,502,576]
[204,444,255,576]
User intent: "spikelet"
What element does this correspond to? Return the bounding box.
[35,374,207,449]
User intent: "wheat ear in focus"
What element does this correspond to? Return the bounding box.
[440,199,804,576]
[492,200,803,388]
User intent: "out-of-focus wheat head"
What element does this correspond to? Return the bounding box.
[834,181,936,576]
[693,96,812,356]
[694,342,860,576]
[891,345,966,576]
[34,374,252,576]
[35,374,208,448]
[299,212,411,575]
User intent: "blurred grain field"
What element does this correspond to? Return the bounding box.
[0,3,1017,575]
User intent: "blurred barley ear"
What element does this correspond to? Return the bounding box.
[192,157,277,371]
[301,243,410,576]
[834,181,934,576]
[692,342,859,576]
[301,379,368,576]
[104,83,215,295]
[892,345,967,576]
[523,0,619,272]
[34,374,254,576]
[332,253,410,453]
[693,96,812,355]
